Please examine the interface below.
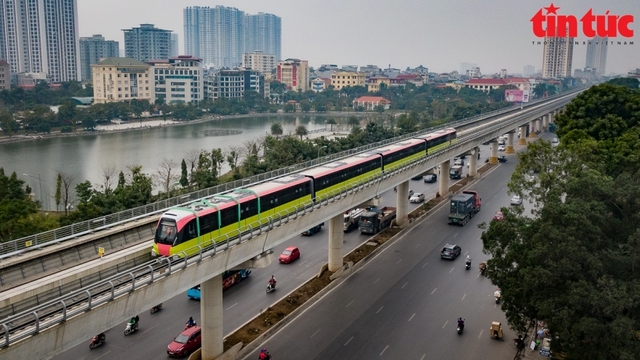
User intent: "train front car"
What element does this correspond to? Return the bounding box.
[152,207,202,257]
[414,128,457,155]
[299,151,383,202]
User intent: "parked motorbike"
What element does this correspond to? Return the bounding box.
[124,322,138,336]
[494,289,501,304]
[150,303,163,314]
[266,282,276,293]
[89,334,106,349]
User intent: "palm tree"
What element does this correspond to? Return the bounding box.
[295,125,308,140]
[326,118,337,131]
[270,122,283,137]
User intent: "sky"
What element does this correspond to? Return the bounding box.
[78,0,640,75]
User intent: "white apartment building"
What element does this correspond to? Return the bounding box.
[243,51,276,75]
[92,57,155,104]
[149,56,204,104]
[542,35,574,78]
[0,0,80,82]
[585,36,607,75]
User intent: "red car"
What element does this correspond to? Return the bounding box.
[279,246,300,264]
[167,325,201,358]
[493,211,504,221]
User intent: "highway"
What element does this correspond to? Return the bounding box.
[239,135,551,360]
[53,143,494,360]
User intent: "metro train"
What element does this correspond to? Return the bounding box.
[152,128,456,257]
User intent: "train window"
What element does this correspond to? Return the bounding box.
[220,207,239,227]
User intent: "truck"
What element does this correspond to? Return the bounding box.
[448,193,475,226]
[462,190,482,213]
[449,165,463,179]
[359,206,397,234]
[344,208,364,232]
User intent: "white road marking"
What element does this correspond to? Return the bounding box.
[344,336,354,346]
[373,278,380,284]
[95,351,112,360]
[442,320,449,329]
[449,267,455,273]
[454,233,459,237]
[380,345,389,356]
[478,330,484,339]
[401,282,408,289]
[464,251,468,256]
[415,243,421,248]
[141,325,157,334]
[431,288,437,294]
[310,329,321,338]
[376,306,384,314]
[422,262,428,268]
[396,259,402,264]
[461,293,467,301]
[225,303,238,311]
[301,241,308,246]
[420,355,426,360]
[408,313,416,322]
[298,260,308,267]
[346,300,354,308]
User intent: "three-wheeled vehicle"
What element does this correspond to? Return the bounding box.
[479,261,487,275]
[490,321,503,339]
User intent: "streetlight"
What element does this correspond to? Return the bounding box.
[23,173,44,208]
[317,145,327,159]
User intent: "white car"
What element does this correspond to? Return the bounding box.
[498,145,506,152]
[454,158,464,166]
[510,195,523,206]
[551,138,559,147]
[409,193,425,203]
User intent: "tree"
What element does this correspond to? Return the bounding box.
[295,125,308,140]
[55,173,62,211]
[326,118,337,131]
[374,104,385,114]
[270,122,283,137]
[607,77,639,89]
[179,159,189,187]
[154,159,179,199]
[348,115,360,128]
[0,168,38,241]
[57,171,76,215]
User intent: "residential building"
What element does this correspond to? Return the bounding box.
[123,24,172,62]
[353,96,390,110]
[542,33,574,78]
[170,34,179,57]
[360,65,381,75]
[276,59,309,92]
[0,0,80,82]
[92,57,154,104]
[585,36,607,75]
[330,71,365,91]
[16,72,48,88]
[319,64,338,71]
[79,35,119,81]
[499,69,507,78]
[342,65,358,72]
[523,65,535,76]
[148,55,204,104]
[244,12,281,61]
[390,74,424,87]
[243,51,277,75]
[0,59,9,90]
[464,77,534,93]
[311,77,331,92]
[466,67,481,78]
[205,68,268,100]
[367,77,390,92]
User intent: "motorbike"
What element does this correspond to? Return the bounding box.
[89,334,106,349]
[266,282,276,293]
[494,290,501,304]
[124,321,138,336]
[465,260,471,270]
[457,321,465,335]
[185,321,197,331]
[150,304,163,314]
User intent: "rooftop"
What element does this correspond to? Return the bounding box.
[94,57,150,67]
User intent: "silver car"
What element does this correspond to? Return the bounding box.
[410,193,425,203]
[510,195,523,206]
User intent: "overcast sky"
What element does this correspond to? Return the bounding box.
[78,0,639,75]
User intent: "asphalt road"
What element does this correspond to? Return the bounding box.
[53,144,497,360]
[240,136,553,360]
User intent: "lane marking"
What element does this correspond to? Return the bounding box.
[420,355,426,360]
[344,336,354,346]
[464,251,468,256]
[141,324,157,335]
[376,306,384,314]
[95,351,112,360]
[298,260,308,267]
[225,303,238,311]
[415,243,421,248]
[478,330,484,339]
[380,345,389,356]
[396,259,402,264]
[431,288,437,294]
[454,233,459,237]
[422,262,428,268]
[373,278,380,284]
[461,293,467,301]
[310,329,321,338]
[401,282,408,289]
[449,267,454,273]
[346,300,354,308]
[443,320,449,329]
[301,241,309,246]
[408,313,415,322]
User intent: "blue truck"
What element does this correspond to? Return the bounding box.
[448,193,476,226]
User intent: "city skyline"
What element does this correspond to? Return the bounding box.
[76,0,639,76]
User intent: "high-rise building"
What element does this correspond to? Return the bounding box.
[79,34,119,81]
[585,36,607,75]
[184,6,281,69]
[276,59,309,92]
[523,65,535,76]
[123,24,172,62]
[243,51,276,75]
[542,33,574,78]
[244,12,281,61]
[0,0,80,82]
[0,59,9,90]
[170,33,179,57]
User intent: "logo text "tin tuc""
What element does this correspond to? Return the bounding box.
[531,3,634,38]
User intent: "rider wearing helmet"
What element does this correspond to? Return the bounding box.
[465,255,471,265]
[259,348,271,360]
[186,316,195,328]
[457,317,465,330]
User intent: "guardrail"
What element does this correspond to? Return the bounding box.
[0,89,579,260]
[0,93,576,348]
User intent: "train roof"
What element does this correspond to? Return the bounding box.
[414,127,456,140]
[299,152,381,178]
[238,173,311,195]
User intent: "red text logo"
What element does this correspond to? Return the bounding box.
[531,3,634,38]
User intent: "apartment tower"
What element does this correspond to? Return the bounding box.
[585,36,608,75]
[123,24,172,62]
[541,31,574,78]
[79,34,119,81]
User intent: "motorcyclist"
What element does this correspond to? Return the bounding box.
[268,275,277,287]
[129,315,139,326]
[457,318,465,331]
[465,255,472,265]
[259,348,271,360]
[96,332,106,343]
[186,316,195,328]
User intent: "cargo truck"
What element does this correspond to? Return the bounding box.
[448,193,476,226]
[462,190,482,213]
[344,208,364,232]
[449,165,463,179]
[359,206,397,234]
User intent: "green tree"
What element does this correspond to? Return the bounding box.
[55,173,62,211]
[325,118,337,131]
[299,100,312,112]
[179,159,189,187]
[0,168,39,241]
[347,115,360,128]
[607,77,639,89]
[295,125,308,140]
[374,104,385,114]
[57,101,77,130]
[270,122,283,137]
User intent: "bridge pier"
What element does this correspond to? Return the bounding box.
[201,274,224,360]
[505,132,515,154]
[468,147,478,177]
[528,119,537,138]
[489,140,499,164]
[396,181,409,226]
[438,161,449,197]
[328,214,344,272]
[542,114,549,130]
[518,125,527,145]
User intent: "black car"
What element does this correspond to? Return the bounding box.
[440,243,461,260]
[423,174,437,183]
[497,155,507,163]
[302,223,324,236]
[411,174,423,180]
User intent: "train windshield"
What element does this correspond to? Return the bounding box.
[156,220,178,245]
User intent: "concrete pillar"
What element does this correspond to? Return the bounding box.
[542,114,549,130]
[518,125,527,145]
[529,119,537,138]
[549,111,554,124]
[200,275,223,360]
[438,161,450,198]
[396,180,409,226]
[506,132,515,154]
[328,214,343,272]
[489,141,499,164]
[468,147,478,177]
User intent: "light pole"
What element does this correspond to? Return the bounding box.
[317,145,327,159]
[23,173,44,208]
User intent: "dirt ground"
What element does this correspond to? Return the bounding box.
[224,164,495,352]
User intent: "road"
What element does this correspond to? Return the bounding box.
[53,144,496,360]
[241,135,553,360]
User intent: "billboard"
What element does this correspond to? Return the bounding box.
[505,89,529,103]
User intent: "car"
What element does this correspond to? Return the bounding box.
[167,326,201,358]
[454,158,464,166]
[497,155,507,163]
[440,243,461,260]
[302,223,324,236]
[498,139,506,145]
[493,211,504,221]
[423,174,437,183]
[411,174,423,180]
[551,138,559,147]
[498,145,506,152]
[279,246,300,264]
[408,189,414,199]
[187,269,252,299]
[510,195,523,206]
[409,192,425,203]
